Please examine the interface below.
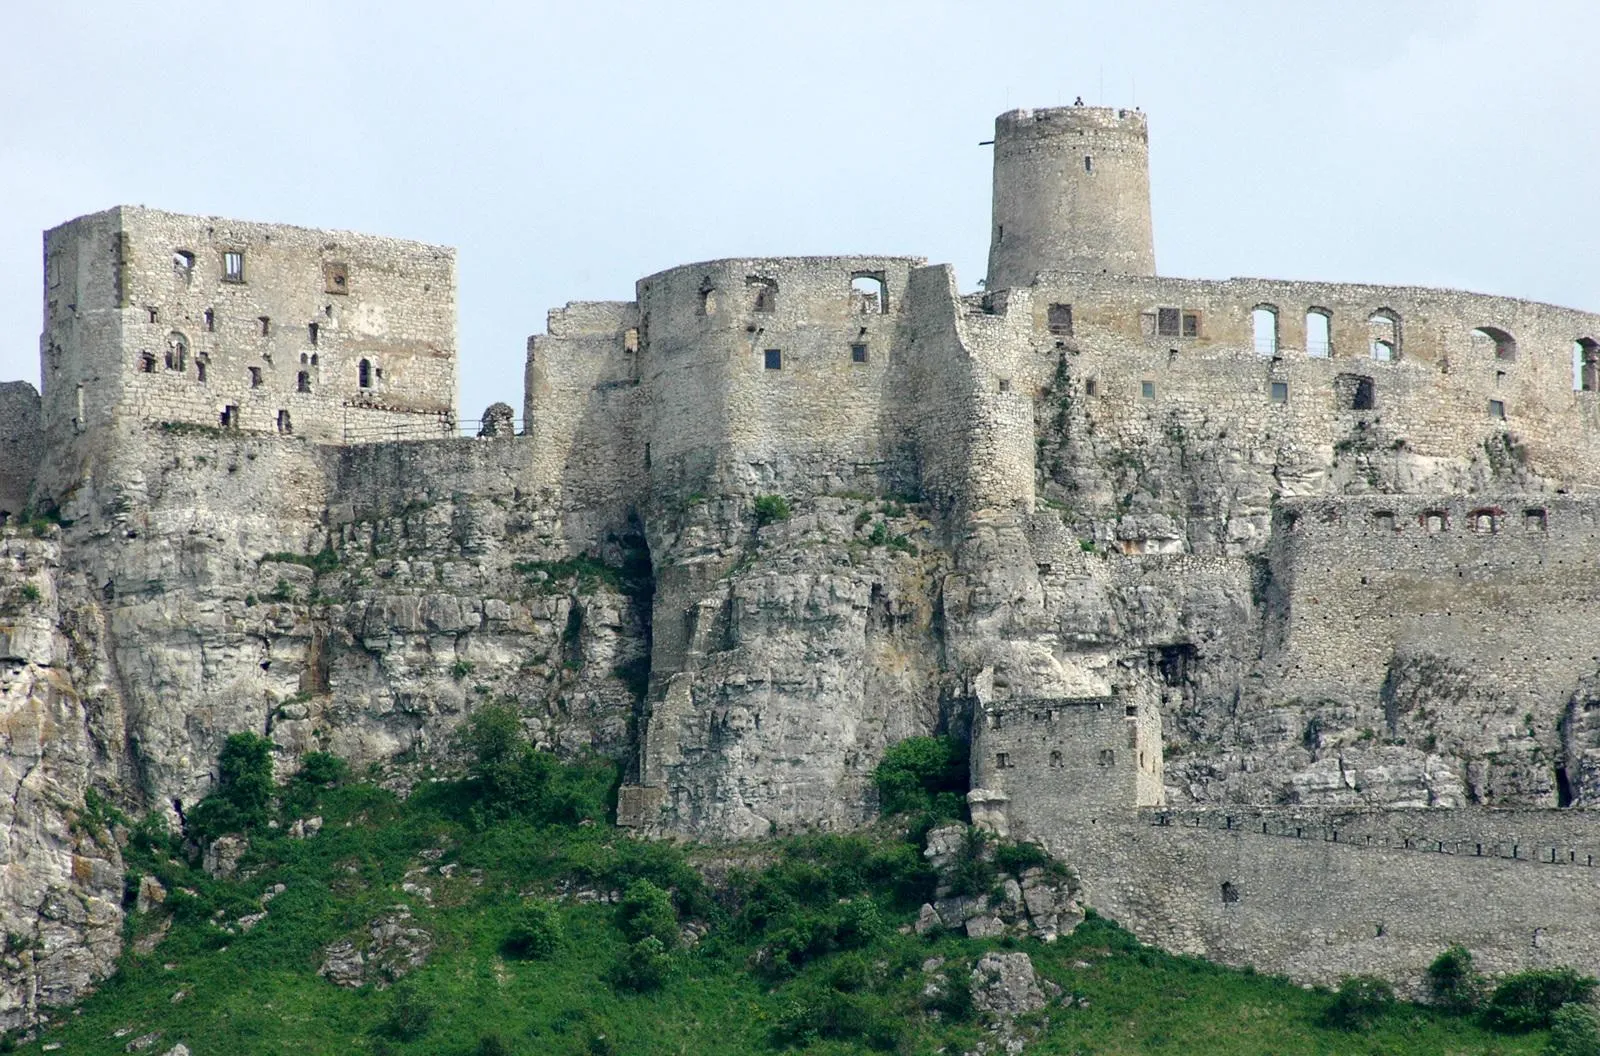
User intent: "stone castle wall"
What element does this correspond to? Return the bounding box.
[0,383,40,522]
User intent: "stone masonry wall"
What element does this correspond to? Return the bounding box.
[0,383,41,522]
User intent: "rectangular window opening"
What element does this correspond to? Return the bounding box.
[1084,378,1098,397]
[223,251,244,283]
[259,316,270,337]
[850,343,868,363]
[1489,399,1506,420]
[308,322,319,347]
[1270,381,1289,404]
[1182,312,1200,338]
[323,262,349,295]
[1157,307,1180,337]
[1141,380,1156,400]
[1047,303,1074,336]
[763,348,782,371]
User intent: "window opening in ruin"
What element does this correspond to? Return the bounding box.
[1471,326,1517,361]
[1373,511,1396,532]
[1488,398,1506,420]
[996,224,1004,244]
[249,367,263,388]
[138,351,156,373]
[1557,767,1574,808]
[1157,307,1180,337]
[1084,155,1093,173]
[300,352,308,365]
[259,316,270,337]
[995,752,1011,770]
[204,308,215,332]
[310,353,318,366]
[748,277,778,314]
[220,405,239,428]
[1140,380,1155,400]
[1469,508,1498,533]
[173,249,194,274]
[1049,750,1063,769]
[1048,303,1074,336]
[308,322,319,347]
[223,251,244,283]
[643,443,651,470]
[1182,312,1200,338]
[1270,381,1289,404]
[1084,378,1098,396]
[1525,507,1548,532]
[999,378,1012,393]
[1368,310,1400,361]
[195,359,206,383]
[1252,305,1279,356]
[1422,510,1447,533]
[1496,370,1507,386]
[698,282,717,317]
[297,371,311,393]
[1221,881,1239,904]
[323,262,349,295]
[358,359,372,389]
[146,306,159,324]
[1305,308,1332,357]
[277,410,292,434]
[165,332,188,371]
[1098,748,1115,766]
[764,348,782,370]
[850,272,887,315]
[851,343,868,363]
[624,327,639,353]
[1575,339,1600,391]
[1336,373,1376,411]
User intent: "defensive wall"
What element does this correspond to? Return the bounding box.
[1004,271,1600,494]
[1266,494,1600,738]
[35,207,457,505]
[0,383,40,523]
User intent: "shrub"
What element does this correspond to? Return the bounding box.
[616,879,678,948]
[185,732,274,839]
[1427,945,1485,1014]
[376,982,434,1041]
[611,936,672,992]
[457,705,611,827]
[475,1035,513,1056]
[771,990,900,1051]
[502,900,563,959]
[873,736,968,818]
[1486,968,1599,1032]
[1322,975,1396,1031]
[943,826,997,898]
[752,494,791,527]
[994,840,1053,876]
[296,751,347,787]
[1550,1003,1600,1056]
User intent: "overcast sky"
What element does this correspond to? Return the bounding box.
[2,1,1596,418]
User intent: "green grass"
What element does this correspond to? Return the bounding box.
[21,775,1551,1056]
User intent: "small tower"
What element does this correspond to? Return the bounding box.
[985,106,1156,290]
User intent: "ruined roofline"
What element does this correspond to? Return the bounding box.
[1018,268,1598,318]
[636,254,929,288]
[47,205,456,259]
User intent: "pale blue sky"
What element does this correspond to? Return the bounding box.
[2,1,1596,418]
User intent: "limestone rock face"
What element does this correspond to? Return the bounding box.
[969,951,1047,1017]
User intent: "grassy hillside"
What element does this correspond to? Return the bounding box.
[16,726,1560,1055]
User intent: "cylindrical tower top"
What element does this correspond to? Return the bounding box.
[985,106,1155,289]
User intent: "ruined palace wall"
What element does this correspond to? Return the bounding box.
[1020,273,1600,489]
[0,383,41,523]
[637,256,923,503]
[1267,495,1600,726]
[44,207,457,449]
[523,300,646,537]
[1048,809,1600,994]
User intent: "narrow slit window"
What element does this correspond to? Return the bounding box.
[308,322,319,347]
[1182,312,1200,338]
[297,371,311,393]
[259,316,270,337]
[1084,155,1093,173]
[203,308,215,332]
[249,366,263,388]
[1084,378,1098,397]
[358,359,372,388]
[277,410,293,434]
[1575,339,1600,391]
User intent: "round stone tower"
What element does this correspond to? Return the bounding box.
[985,106,1155,289]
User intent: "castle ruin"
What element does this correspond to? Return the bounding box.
[2,106,1600,1021]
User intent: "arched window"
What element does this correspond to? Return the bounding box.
[747,276,778,313]
[850,272,887,315]
[165,331,188,372]
[1369,310,1400,362]
[358,359,372,389]
[1575,338,1600,392]
[1472,326,1517,361]
[1305,308,1332,358]
[297,371,311,393]
[1252,305,1279,357]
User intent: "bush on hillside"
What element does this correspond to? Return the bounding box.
[457,705,611,828]
[1550,1003,1600,1056]
[185,732,275,840]
[873,736,968,819]
[502,900,564,960]
[1322,975,1396,1031]
[610,936,672,992]
[1426,945,1485,1014]
[616,879,679,948]
[1485,968,1598,1032]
